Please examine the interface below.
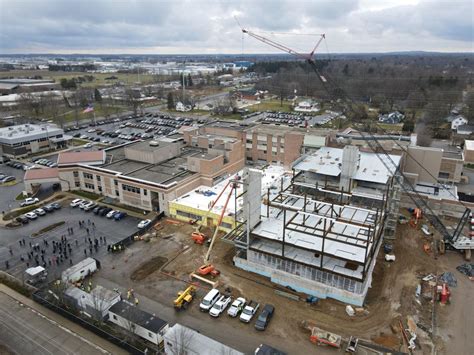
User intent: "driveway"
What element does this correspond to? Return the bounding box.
[0,203,142,282]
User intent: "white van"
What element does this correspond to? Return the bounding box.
[199,288,221,312]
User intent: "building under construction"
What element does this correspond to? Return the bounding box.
[231,146,402,306]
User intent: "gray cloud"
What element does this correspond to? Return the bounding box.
[0,0,472,53]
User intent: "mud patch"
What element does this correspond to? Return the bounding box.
[131,256,168,281]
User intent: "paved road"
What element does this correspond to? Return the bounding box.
[0,291,109,355]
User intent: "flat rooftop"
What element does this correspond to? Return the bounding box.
[109,301,167,333]
[172,165,289,215]
[430,139,464,160]
[206,120,249,131]
[294,146,401,184]
[125,138,177,153]
[0,124,63,144]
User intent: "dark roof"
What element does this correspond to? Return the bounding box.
[255,344,287,355]
[457,124,474,132]
[109,301,167,333]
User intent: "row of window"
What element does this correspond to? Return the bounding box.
[122,183,142,194]
[176,210,202,220]
[74,171,148,196]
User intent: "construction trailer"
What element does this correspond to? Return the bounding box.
[64,285,121,320]
[61,257,98,284]
[163,323,243,355]
[231,147,398,306]
[108,300,169,347]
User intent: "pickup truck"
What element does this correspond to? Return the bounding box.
[20,197,39,207]
[209,295,232,317]
[239,300,259,323]
[228,297,246,317]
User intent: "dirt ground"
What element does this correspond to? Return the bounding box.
[97,218,472,354]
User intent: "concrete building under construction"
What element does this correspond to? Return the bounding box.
[231,146,401,306]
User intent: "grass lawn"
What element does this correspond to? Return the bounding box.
[31,221,65,237]
[377,123,403,132]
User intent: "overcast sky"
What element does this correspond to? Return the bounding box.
[0,0,472,54]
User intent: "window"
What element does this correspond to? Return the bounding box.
[438,172,450,179]
[113,314,117,320]
[75,181,80,187]
[84,183,94,190]
[148,332,153,337]
[73,171,79,177]
[98,186,102,192]
[96,175,101,182]
[122,184,140,194]
[221,222,232,229]
[114,180,118,186]
[143,189,148,196]
[115,190,119,196]
[176,210,202,220]
[83,173,93,180]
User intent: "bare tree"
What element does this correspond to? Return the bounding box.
[125,88,141,115]
[166,325,194,355]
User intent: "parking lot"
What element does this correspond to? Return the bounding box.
[258,110,340,127]
[0,198,143,282]
[66,112,197,146]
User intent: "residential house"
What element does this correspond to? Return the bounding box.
[378,111,404,124]
[457,124,474,135]
[451,116,468,130]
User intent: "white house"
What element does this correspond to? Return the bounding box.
[164,323,243,355]
[451,116,468,130]
[294,100,319,113]
[108,300,169,346]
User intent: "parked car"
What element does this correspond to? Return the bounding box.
[100,207,112,216]
[70,198,84,207]
[16,215,29,224]
[200,289,221,312]
[92,206,102,214]
[84,203,97,212]
[106,210,118,218]
[51,202,62,210]
[34,208,46,216]
[25,212,38,220]
[79,200,93,209]
[240,300,260,323]
[20,197,39,207]
[209,295,232,317]
[42,204,55,213]
[114,211,127,220]
[254,304,275,330]
[137,219,152,229]
[228,297,246,317]
[1,176,15,183]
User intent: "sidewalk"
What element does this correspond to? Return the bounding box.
[0,284,127,355]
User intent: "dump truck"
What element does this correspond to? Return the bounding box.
[174,285,196,310]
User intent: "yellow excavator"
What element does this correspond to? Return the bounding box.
[173,285,196,310]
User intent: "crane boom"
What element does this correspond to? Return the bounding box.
[241,28,325,62]
[204,183,236,263]
[241,27,471,248]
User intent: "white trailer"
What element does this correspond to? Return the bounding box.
[61,257,97,283]
[25,266,47,285]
